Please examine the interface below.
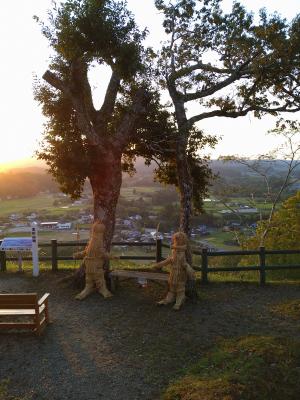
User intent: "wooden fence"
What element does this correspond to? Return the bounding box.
[0,239,163,272]
[1,239,300,285]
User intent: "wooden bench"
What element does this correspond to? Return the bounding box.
[0,293,50,335]
[109,270,168,291]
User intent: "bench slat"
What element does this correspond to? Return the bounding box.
[0,304,45,314]
[0,294,37,305]
[0,322,36,329]
[38,293,50,306]
[110,270,168,281]
[0,309,35,315]
[0,304,37,309]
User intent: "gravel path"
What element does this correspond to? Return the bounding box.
[0,271,300,400]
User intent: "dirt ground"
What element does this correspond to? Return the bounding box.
[0,271,300,400]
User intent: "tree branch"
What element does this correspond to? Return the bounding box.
[188,103,300,127]
[182,54,262,102]
[182,72,243,102]
[42,70,69,93]
[96,70,120,127]
[43,69,101,147]
[170,61,233,81]
[170,50,263,83]
[71,58,96,120]
[188,107,253,126]
[114,88,151,150]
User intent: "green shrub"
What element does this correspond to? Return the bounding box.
[163,336,300,400]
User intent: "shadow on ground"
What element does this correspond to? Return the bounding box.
[0,271,299,400]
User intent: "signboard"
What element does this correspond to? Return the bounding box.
[0,222,39,277]
[0,237,32,251]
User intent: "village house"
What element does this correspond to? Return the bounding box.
[40,222,58,230]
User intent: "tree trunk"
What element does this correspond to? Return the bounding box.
[176,137,196,299]
[69,146,122,290]
[176,138,193,238]
[168,84,194,267]
[167,81,193,239]
[89,145,123,252]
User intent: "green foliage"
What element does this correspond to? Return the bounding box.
[155,129,217,213]
[239,191,300,280]
[35,87,89,198]
[34,0,149,198]
[34,0,146,77]
[163,336,300,400]
[244,191,300,256]
[125,94,216,212]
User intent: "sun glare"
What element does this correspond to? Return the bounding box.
[0,158,40,173]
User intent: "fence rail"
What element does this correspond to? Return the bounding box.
[0,239,163,273]
[1,239,300,285]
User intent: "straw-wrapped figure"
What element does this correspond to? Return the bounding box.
[73,221,118,300]
[152,231,195,310]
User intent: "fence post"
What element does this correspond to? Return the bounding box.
[201,248,208,284]
[51,239,58,271]
[156,239,162,262]
[0,251,7,272]
[259,246,266,286]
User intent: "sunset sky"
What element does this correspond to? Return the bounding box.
[0,0,299,171]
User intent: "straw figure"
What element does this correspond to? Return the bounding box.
[152,231,195,310]
[73,221,118,300]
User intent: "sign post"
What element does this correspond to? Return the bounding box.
[31,222,39,277]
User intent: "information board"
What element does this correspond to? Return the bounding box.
[0,237,32,251]
[0,223,39,276]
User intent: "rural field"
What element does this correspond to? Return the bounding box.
[0,194,84,217]
[0,188,271,251]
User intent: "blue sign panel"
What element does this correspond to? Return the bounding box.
[0,237,32,251]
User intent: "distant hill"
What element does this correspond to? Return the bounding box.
[8,166,47,174]
[0,158,45,173]
[122,158,158,187]
[0,169,58,199]
[1,158,298,199]
[210,159,300,179]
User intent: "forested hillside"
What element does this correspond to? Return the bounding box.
[1,159,299,200]
[0,169,58,199]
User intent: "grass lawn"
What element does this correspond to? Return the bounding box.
[198,231,240,250]
[163,336,300,400]
[0,194,86,218]
[203,198,275,215]
[0,230,91,242]
[0,194,55,216]
[120,186,158,201]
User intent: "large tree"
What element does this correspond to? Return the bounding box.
[155,0,300,237]
[34,0,171,250]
